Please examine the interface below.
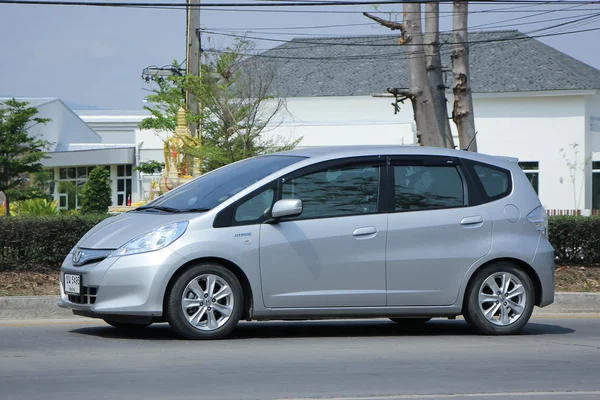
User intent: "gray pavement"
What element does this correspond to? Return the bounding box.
[3,292,600,320]
[1,317,600,400]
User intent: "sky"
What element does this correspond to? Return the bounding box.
[0,0,599,110]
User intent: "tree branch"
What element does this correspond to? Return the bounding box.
[363,12,406,32]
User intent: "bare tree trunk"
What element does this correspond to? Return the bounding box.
[424,1,455,149]
[452,0,477,151]
[364,6,443,147]
[4,194,10,217]
[404,3,444,147]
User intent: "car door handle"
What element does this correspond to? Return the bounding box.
[353,226,377,236]
[461,216,484,226]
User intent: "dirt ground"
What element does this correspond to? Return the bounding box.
[0,270,60,296]
[0,266,599,296]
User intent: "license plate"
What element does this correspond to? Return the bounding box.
[64,274,81,295]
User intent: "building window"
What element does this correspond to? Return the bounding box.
[42,169,55,196]
[57,166,108,210]
[116,165,133,206]
[519,162,539,194]
[593,162,600,210]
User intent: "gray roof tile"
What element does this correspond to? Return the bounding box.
[248,30,600,97]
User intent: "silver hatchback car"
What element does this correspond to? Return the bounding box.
[59,146,554,339]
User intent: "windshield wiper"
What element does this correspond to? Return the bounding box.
[136,206,211,213]
[135,206,181,213]
[179,207,212,213]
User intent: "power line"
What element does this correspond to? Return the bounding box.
[198,23,600,63]
[205,8,599,36]
[206,22,378,31]
[1,0,600,8]
[189,5,600,14]
[201,14,600,48]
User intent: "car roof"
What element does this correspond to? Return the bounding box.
[277,145,518,167]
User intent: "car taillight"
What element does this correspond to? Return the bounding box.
[527,205,548,238]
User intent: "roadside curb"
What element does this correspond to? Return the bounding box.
[533,292,600,314]
[0,296,76,320]
[1,292,599,320]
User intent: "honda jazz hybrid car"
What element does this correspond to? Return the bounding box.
[59,146,554,339]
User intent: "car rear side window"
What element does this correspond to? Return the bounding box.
[394,165,464,211]
[473,164,511,198]
[282,163,380,219]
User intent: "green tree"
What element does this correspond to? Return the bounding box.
[133,160,165,174]
[80,166,112,214]
[140,39,300,173]
[0,99,51,216]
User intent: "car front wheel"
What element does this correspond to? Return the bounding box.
[464,262,534,335]
[166,263,243,340]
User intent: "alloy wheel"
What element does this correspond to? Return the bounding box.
[181,274,234,331]
[478,272,526,326]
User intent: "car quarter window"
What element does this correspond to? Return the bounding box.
[282,163,380,219]
[394,165,464,211]
[473,164,511,198]
[234,187,275,223]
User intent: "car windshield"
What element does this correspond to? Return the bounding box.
[140,155,305,212]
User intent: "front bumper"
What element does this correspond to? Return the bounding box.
[58,247,186,318]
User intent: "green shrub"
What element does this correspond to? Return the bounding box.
[134,160,164,174]
[0,214,111,271]
[80,166,112,214]
[9,198,58,216]
[549,215,600,265]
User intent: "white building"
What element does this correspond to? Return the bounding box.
[0,98,166,209]
[250,30,600,211]
[4,30,600,211]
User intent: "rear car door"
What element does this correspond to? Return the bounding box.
[385,156,492,306]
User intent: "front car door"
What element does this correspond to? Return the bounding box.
[259,157,388,308]
[385,156,492,306]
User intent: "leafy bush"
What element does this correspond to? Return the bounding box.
[0,214,111,271]
[9,198,58,216]
[80,166,111,214]
[549,215,600,265]
[134,160,164,174]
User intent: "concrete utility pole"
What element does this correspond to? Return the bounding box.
[424,1,455,149]
[452,0,477,151]
[186,0,202,173]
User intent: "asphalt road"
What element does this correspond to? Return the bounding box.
[1,316,600,400]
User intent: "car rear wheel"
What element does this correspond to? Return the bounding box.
[166,263,243,340]
[389,317,431,325]
[103,320,151,330]
[464,262,534,335]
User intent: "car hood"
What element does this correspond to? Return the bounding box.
[76,211,193,249]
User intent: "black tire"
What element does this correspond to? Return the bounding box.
[166,263,243,340]
[389,317,431,325]
[103,320,151,330]
[463,262,534,335]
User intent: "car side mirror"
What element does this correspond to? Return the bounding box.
[271,199,303,220]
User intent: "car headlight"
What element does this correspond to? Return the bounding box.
[110,221,188,257]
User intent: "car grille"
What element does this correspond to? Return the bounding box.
[67,286,98,305]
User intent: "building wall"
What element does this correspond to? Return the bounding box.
[78,114,169,204]
[267,93,592,210]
